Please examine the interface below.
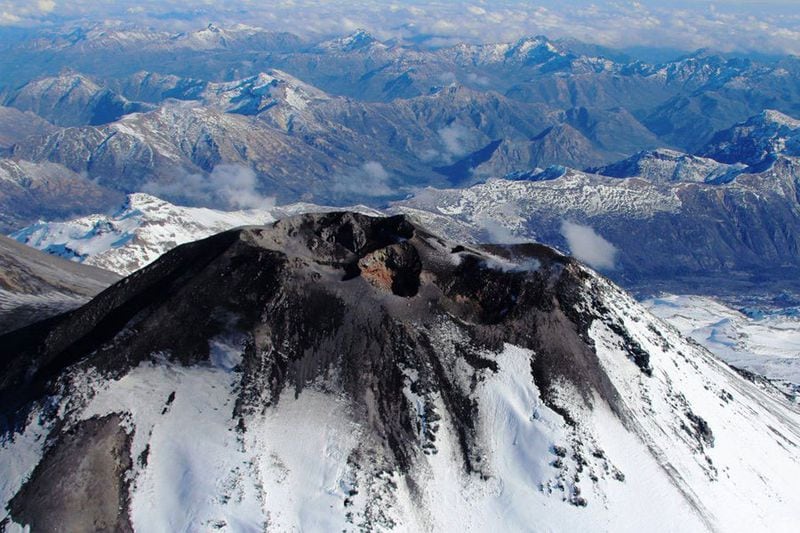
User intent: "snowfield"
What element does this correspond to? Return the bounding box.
[645,294,800,402]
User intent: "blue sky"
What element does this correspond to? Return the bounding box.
[2,1,799,55]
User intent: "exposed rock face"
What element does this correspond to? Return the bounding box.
[9,415,133,532]
[357,242,422,297]
[1,213,799,531]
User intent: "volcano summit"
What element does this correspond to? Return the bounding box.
[1,213,798,532]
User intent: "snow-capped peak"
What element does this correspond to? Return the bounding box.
[26,73,100,94]
[11,193,276,275]
[319,29,385,52]
[342,29,376,47]
[3,212,800,532]
[759,109,800,129]
[506,35,563,62]
[200,70,329,115]
[590,148,746,184]
[122,192,175,211]
[700,109,800,165]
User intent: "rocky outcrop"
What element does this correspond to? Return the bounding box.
[8,414,133,532]
[357,242,422,296]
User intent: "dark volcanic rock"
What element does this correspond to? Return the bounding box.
[8,414,133,533]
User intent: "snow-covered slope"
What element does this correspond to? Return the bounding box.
[591,148,746,184]
[700,109,800,166]
[12,193,274,275]
[12,193,380,275]
[645,294,800,402]
[1,213,798,531]
[199,71,330,119]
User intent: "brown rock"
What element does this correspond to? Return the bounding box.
[358,241,422,297]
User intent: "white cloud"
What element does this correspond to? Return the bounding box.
[560,220,618,270]
[479,218,528,245]
[144,164,275,210]
[466,72,490,86]
[438,123,473,158]
[418,148,441,162]
[0,10,20,23]
[332,160,394,197]
[362,160,389,182]
[37,0,55,13]
[438,71,457,84]
[475,202,530,245]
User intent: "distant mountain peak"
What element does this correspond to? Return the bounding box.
[199,69,330,115]
[322,28,383,52]
[700,110,800,165]
[590,148,744,183]
[507,35,563,60]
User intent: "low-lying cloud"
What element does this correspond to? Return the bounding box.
[475,202,531,245]
[438,123,473,159]
[332,160,394,197]
[478,218,528,245]
[560,220,618,270]
[144,164,276,210]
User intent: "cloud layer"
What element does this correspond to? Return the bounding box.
[4,1,800,56]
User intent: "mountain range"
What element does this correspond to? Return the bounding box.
[1,25,799,220]
[3,62,800,291]
[11,107,800,295]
